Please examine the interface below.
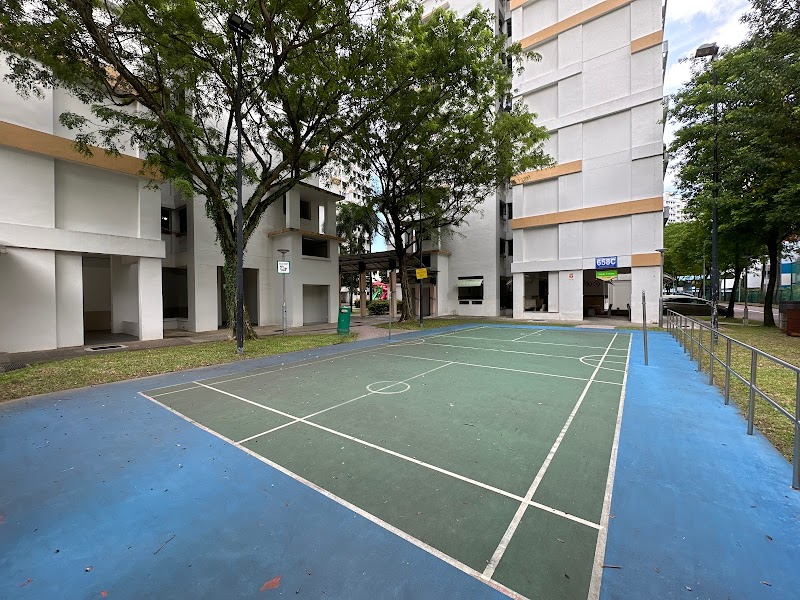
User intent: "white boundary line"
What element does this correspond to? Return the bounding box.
[482,333,619,580]
[442,334,628,353]
[373,351,623,386]
[578,356,626,372]
[237,365,451,444]
[422,339,622,367]
[587,334,633,600]
[137,391,530,600]
[192,377,601,531]
[512,329,544,341]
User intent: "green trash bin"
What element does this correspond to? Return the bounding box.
[337,306,351,335]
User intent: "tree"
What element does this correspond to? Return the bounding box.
[346,5,550,320]
[0,0,400,340]
[668,12,800,326]
[336,201,376,307]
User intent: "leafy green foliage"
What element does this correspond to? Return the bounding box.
[667,4,800,325]
[344,4,550,320]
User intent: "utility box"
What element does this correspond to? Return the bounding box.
[779,302,800,336]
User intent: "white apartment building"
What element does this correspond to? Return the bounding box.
[0,57,341,353]
[664,191,688,223]
[421,0,666,322]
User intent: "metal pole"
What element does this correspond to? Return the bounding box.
[793,371,800,490]
[711,64,720,340]
[388,270,392,342]
[658,249,665,327]
[282,269,287,334]
[642,290,648,366]
[234,37,245,354]
[744,266,750,325]
[747,348,757,435]
[724,338,731,405]
[709,333,715,385]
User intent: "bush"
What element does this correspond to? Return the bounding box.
[367,300,404,315]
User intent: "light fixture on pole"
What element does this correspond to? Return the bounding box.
[228,13,254,354]
[656,248,666,327]
[277,248,290,334]
[695,41,720,338]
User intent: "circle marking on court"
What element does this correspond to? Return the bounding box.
[367,381,411,394]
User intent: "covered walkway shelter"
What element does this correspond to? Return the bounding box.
[339,250,427,317]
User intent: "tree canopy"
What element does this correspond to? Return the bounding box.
[0,0,401,338]
[667,0,800,325]
[344,5,550,320]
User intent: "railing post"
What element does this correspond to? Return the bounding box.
[747,348,757,435]
[683,315,688,353]
[793,371,800,490]
[690,321,695,363]
[709,333,715,386]
[724,338,731,405]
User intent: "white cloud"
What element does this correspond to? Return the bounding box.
[667,0,748,24]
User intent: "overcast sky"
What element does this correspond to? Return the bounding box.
[663,0,752,191]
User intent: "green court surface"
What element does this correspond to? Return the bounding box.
[142,326,631,600]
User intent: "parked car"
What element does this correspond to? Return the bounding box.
[662,294,729,317]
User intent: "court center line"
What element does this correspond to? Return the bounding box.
[482,333,619,580]
[373,350,624,386]
[236,362,453,444]
[137,391,526,600]
[512,329,544,341]
[587,334,633,600]
[442,334,628,353]
[191,378,602,531]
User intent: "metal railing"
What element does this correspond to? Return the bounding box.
[666,310,800,490]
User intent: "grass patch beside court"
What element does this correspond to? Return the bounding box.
[0,334,355,403]
[692,323,799,460]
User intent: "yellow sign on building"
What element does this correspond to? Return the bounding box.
[416,268,428,280]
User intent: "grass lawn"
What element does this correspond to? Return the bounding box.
[689,321,799,460]
[0,333,355,403]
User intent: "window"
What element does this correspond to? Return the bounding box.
[177,206,188,235]
[302,236,329,258]
[300,199,311,220]
[506,203,513,219]
[499,238,506,257]
[457,276,484,304]
[507,239,514,256]
[161,207,171,232]
[506,18,512,37]
[318,204,326,234]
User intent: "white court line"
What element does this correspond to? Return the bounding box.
[512,329,544,341]
[374,350,623,386]
[578,356,626,373]
[237,363,453,444]
[189,378,601,531]
[482,333,619,580]
[138,391,529,600]
[422,339,621,366]
[443,334,628,353]
[147,336,433,397]
[587,334,633,600]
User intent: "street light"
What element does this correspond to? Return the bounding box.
[657,248,666,327]
[695,41,720,338]
[278,248,290,334]
[228,13,254,354]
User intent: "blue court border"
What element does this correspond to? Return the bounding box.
[2,324,799,599]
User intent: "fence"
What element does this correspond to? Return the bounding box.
[666,310,800,490]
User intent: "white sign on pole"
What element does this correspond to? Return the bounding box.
[277,260,290,274]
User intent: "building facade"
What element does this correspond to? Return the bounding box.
[0,56,341,353]
[421,0,666,322]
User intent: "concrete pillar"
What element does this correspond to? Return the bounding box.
[389,270,397,318]
[548,271,560,313]
[111,255,139,335]
[56,252,84,348]
[188,262,218,332]
[359,271,367,317]
[512,272,525,320]
[138,257,163,340]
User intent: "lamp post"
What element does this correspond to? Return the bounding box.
[278,248,290,334]
[657,248,666,327]
[695,41,720,338]
[228,13,254,354]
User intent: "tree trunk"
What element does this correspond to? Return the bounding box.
[397,247,414,321]
[223,254,258,341]
[727,262,741,319]
[763,237,779,327]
